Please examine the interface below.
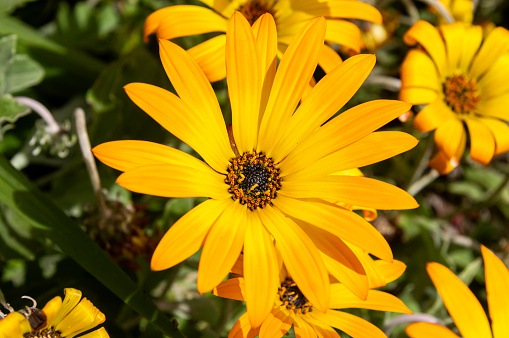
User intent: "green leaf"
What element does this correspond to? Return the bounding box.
[0,94,30,139]
[4,54,44,94]
[0,155,186,338]
[0,34,16,73]
[0,0,34,15]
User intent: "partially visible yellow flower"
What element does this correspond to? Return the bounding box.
[359,10,400,52]
[399,20,509,174]
[214,258,411,337]
[143,0,382,82]
[406,245,509,338]
[0,288,108,338]
[438,0,473,25]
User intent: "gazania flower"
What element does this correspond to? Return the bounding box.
[406,245,509,338]
[144,0,381,82]
[399,20,509,174]
[0,288,108,338]
[214,257,412,337]
[93,13,418,327]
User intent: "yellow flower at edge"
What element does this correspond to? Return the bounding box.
[143,0,382,82]
[214,254,412,337]
[406,245,509,338]
[399,20,509,174]
[93,13,418,328]
[438,0,473,25]
[0,288,108,338]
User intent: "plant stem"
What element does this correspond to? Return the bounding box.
[418,0,455,23]
[15,96,60,134]
[407,169,440,196]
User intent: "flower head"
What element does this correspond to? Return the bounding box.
[143,0,382,82]
[0,288,108,338]
[399,20,509,174]
[93,12,418,327]
[406,245,509,338]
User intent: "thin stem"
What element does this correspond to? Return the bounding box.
[406,136,434,190]
[401,0,420,23]
[74,108,108,218]
[407,169,440,196]
[15,96,60,134]
[363,75,402,92]
[418,0,455,23]
[384,313,441,335]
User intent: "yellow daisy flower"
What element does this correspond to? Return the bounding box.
[93,12,418,327]
[399,20,509,174]
[438,0,473,25]
[143,0,382,82]
[406,245,509,338]
[0,288,108,338]
[213,256,412,337]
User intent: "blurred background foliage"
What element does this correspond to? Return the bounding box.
[0,0,509,337]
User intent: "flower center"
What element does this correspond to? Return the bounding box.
[278,279,313,314]
[443,74,480,115]
[24,328,61,338]
[238,0,275,25]
[225,151,282,211]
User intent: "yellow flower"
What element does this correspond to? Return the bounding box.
[214,256,412,337]
[0,288,108,338]
[406,245,509,338]
[438,0,473,25]
[399,20,509,174]
[143,0,381,82]
[93,12,418,327]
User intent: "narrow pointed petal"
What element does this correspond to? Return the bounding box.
[258,206,330,312]
[465,117,495,165]
[284,131,418,180]
[80,327,109,338]
[400,49,440,93]
[187,35,227,83]
[329,284,412,314]
[345,244,395,289]
[403,20,446,78]
[481,245,509,338]
[311,310,386,338]
[124,83,233,173]
[293,0,382,24]
[229,312,260,338]
[373,259,407,286]
[324,20,361,53]
[258,17,326,156]
[281,100,412,176]
[434,118,465,159]
[406,322,460,338]
[117,163,229,199]
[151,199,230,270]
[259,308,293,338]
[273,196,393,261]
[318,44,342,74]
[92,140,204,172]
[143,6,227,42]
[198,201,248,294]
[244,212,279,328]
[426,262,493,338]
[227,12,261,152]
[413,98,454,132]
[470,27,509,80]
[212,277,246,302]
[275,54,376,161]
[479,118,509,156]
[280,175,418,210]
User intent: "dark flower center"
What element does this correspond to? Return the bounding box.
[443,74,480,115]
[225,151,282,211]
[278,278,313,314]
[24,328,61,338]
[238,0,275,25]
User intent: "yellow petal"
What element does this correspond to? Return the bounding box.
[227,12,261,153]
[478,92,509,121]
[469,27,509,80]
[428,150,461,175]
[310,310,386,338]
[258,205,330,312]
[440,22,465,71]
[413,98,455,132]
[213,277,246,302]
[117,163,229,199]
[244,212,279,328]
[400,49,440,93]
[187,35,227,82]
[282,100,412,176]
[0,312,27,338]
[151,199,231,271]
[92,140,205,172]
[53,289,82,326]
[399,87,438,104]
[459,25,483,74]
[318,44,342,74]
[79,327,110,338]
[284,131,418,180]
[124,83,233,173]
[481,245,509,338]
[55,297,105,338]
[143,5,227,42]
[275,54,376,161]
[273,196,393,262]
[478,118,509,156]
[406,322,460,338]
[281,175,418,210]
[293,315,317,338]
[403,20,446,78]
[465,117,495,165]
[434,117,465,159]
[198,201,248,294]
[373,259,407,286]
[477,54,509,100]
[324,19,361,53]
[41,296,63,329]
[292,0,382,24]
[427,262,493,338]
[257,17,326,156]
[228,312,260,338]
[259,308,293,337]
